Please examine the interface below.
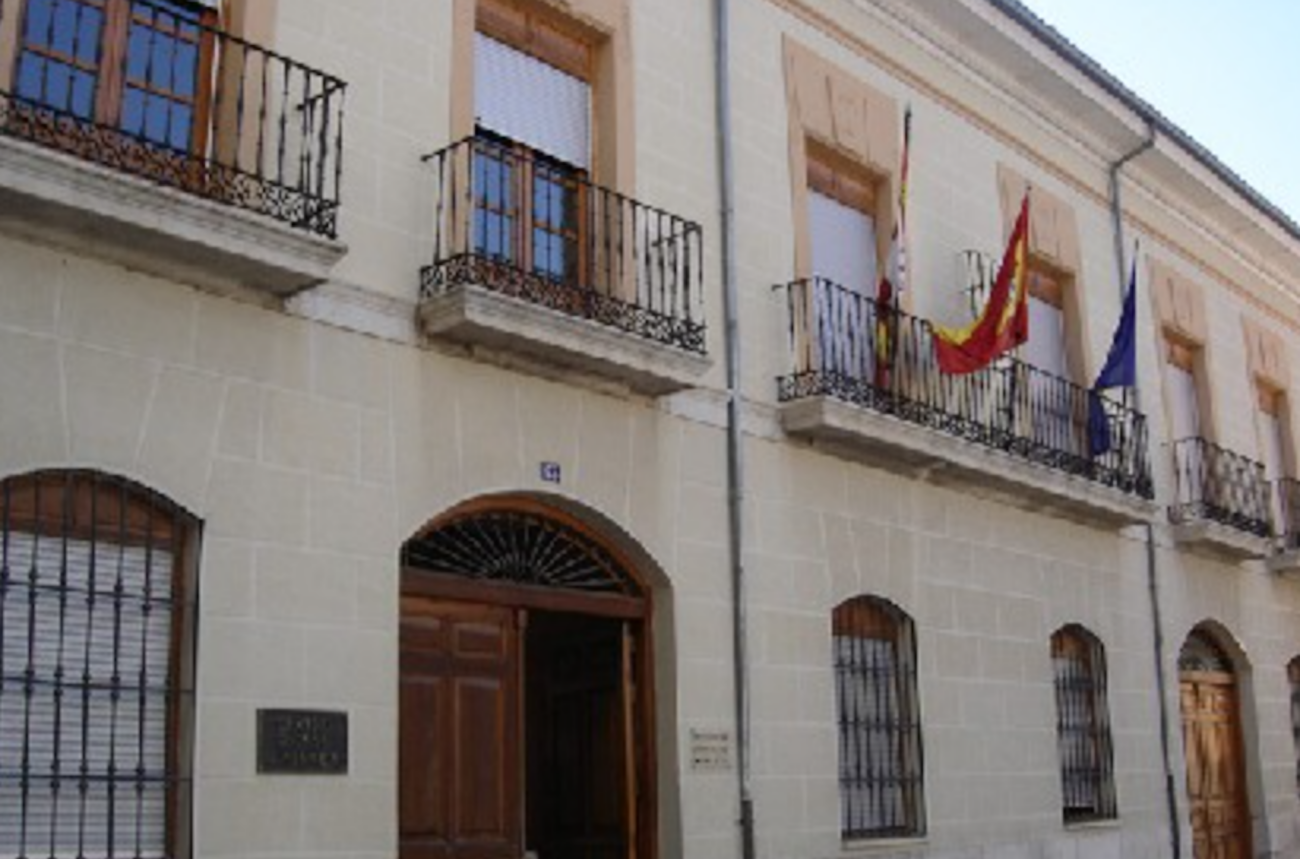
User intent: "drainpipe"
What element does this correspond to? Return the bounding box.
[712,1,756,857]
[1108,122,1181,859]
[1145,521,1181,859]
[1108,122,1156,303]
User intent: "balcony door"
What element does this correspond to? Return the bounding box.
[472,31,591,287]
[1256,390,1290,537]
[1167,344,1206,509]
[808,182,877,381]
[1022,266,1078,452]
[11,0,216,155]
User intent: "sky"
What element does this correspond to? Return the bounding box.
[1018,0,1300,225]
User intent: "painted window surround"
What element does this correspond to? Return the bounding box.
[1151,258,1218,444]
[783,36,898,291]
[1243,317,1296,477]
[449,0,633,194]
[997,164,1087,385]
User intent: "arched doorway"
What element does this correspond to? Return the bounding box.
[398,496,656,859]
[1178,627,1252,859]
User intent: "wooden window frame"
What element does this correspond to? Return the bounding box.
[471,127,592,292]
[10,0,218,156]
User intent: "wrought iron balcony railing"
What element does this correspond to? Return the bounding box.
[776,276,1154,498]
[420,134,706,354]
[1273,477,1300,550]
[1170,437,1271,537]
[0,0,346,237]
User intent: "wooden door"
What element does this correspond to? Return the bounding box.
[1180,670,1251,859]
[400,598,522,859]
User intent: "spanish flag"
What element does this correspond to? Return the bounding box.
[933,194,1031,374]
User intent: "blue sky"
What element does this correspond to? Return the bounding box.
[1019,0,1300,225]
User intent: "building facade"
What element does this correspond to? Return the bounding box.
[1,1,1299,859]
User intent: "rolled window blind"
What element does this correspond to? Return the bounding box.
[474,33,591,170]
[808,190,877,295]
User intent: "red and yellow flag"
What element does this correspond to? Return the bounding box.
[933,194,1030,374]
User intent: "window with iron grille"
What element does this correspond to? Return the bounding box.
[0,471,197,859]
[1050,625,1116,823]
[1289,658,1300,797]
[832,596,924,840]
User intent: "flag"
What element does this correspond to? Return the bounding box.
[932,194,1030,374]
[1089,247,1138,455]
[874,107,911,390]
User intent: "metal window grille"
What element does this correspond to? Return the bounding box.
[1050,626,1116,823]
[1289,659,1300,797]
[832,597,925,840]
[0,471,196,859]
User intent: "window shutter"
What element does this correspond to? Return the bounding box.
[0,534,173,859]
[808,190,877,295]
[474,33,591,170]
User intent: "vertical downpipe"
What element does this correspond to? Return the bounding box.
[712,0,755,857]
[1109,122,1180,859]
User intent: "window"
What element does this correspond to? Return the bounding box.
[0,471,196,859]
[832,596,924,840]
[1256,385,1293,536]
[1024,265,1070,380]
[1050,626,1117,823]
[470,12,592,286]
[807,142,880,295]
[803,142,886,382]
[1289,658,1300,797]
[13,0,217,153]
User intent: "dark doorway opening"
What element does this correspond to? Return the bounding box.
[525,611,634,859]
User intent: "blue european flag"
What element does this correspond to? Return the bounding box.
[1089,253,1138,455]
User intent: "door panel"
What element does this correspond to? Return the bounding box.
[400,599,521,859]
[1181,672,1251,859]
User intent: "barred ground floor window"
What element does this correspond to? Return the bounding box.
[0,471,197,859]
[832,596,924,840]
[1050,625,1116,823]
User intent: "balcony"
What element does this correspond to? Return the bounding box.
[0,0,347,294]
[775,276,1155,526]
[1268,478,1300,574]
[1169,438,1272,560]
[418,135,709,395]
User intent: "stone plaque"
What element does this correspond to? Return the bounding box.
[257,709,348,775]
[688,728,732,773]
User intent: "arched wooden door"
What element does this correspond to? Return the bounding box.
[1179,630,1252,859]
[398,499,654,859]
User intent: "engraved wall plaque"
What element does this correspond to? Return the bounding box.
[257,709,349,775]
[688,728,733,773]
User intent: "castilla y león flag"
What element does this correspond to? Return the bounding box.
[933,194,1031,374]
